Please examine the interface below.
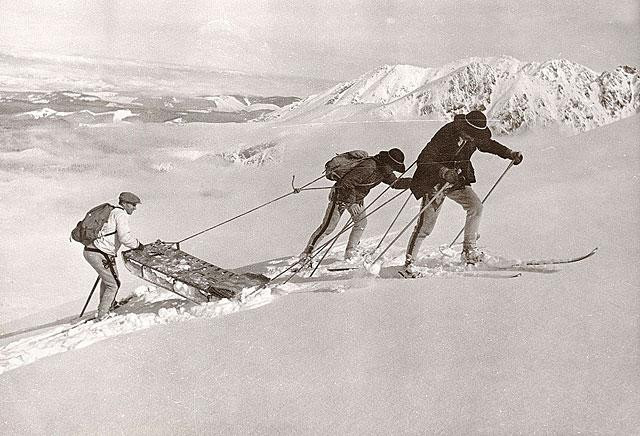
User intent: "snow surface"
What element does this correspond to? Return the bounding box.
[0,115,639,434]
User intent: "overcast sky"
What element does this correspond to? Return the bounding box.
[1,0,638,80]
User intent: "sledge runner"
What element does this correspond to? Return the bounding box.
[77,192,145,320]
[404,111,523,271]
[300,148,411,263]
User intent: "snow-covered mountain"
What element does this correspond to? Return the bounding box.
[266,56,639,135]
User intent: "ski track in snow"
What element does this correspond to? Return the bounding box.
[0,285,274,375]
[0,234,557,375]
[0,241,362,375]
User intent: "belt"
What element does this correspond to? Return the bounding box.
[84,247,121,288]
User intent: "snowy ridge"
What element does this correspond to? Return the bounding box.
[202,95,281,112]
[15,107,136,123]
[267,56,639,134]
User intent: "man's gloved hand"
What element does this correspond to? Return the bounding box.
[135,242,145,251]
[350,203,364,216]
[510,151,523,165]
[440,168,460,184]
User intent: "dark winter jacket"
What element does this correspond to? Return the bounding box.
[410,116,513,199]
[333,155,411,204]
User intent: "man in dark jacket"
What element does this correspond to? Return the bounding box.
[301,148,411,261]
[405,111,523,268]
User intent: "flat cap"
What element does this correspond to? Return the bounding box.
[119,191,141,204]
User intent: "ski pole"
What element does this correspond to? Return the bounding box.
[447,160,515,248]
[284,163,418,280]
[308,217,353,278]
[291,188,411,281]
[177,174,326,245]
[79,276,100,318]
[310,189,413,277]
[268,161,417,285]
[373,190,414,252]
[370,183,451,266]
[270,188,410,285]
[304,187,410,277]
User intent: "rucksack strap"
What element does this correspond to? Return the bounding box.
[100,206,123,238]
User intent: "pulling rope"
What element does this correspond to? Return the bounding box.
[174,174,326,247]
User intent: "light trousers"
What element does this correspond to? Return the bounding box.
[406,186,483,262]
[304,200,367,256]
[83,249,120,318]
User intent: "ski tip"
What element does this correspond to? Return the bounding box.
[584,247,599,259]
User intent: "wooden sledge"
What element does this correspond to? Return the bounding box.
[122,241,269,303]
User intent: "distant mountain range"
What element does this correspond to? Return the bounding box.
[0,90,300,127]
[266,56,639,135]
[0,47,330,127]
[1,51,638,134]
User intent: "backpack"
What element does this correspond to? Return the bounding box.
[324,150,369,181]
[70,203,119,246]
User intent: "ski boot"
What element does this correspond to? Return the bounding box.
[95,311,116,322]
[344,247,364,263]
[292,252,314,272]
[461,241,485,265]
[399,256,419,278]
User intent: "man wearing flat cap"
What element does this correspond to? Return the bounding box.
[83,191,144,320]
[405,111,523,270]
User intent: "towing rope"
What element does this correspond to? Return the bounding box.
[175,174,326,245]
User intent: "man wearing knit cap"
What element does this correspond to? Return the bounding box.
[83,191,144,320]
[301,148,412,263]
[405,111,523,270]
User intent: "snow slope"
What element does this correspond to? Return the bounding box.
[0,115,638,434]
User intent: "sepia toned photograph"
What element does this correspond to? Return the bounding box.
[0,1,638,434]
